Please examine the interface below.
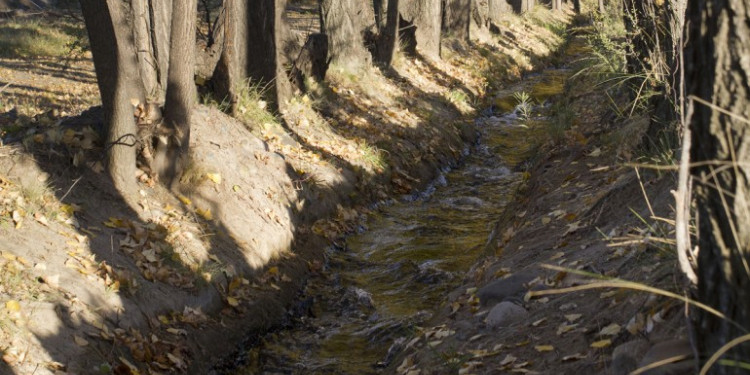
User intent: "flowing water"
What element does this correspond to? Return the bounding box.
[225,61,574,375]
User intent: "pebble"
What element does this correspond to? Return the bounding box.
[611,339,650,375]
[636,339,695,375]
[485,301,528,328]
[559,302,578,311]
[478,272,536,306]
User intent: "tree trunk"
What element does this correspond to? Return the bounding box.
[598,0,604,13]
[400,0,443,59]
[131,0,171,103]
[211,0,291,113]
[320,0,373,70]
[374,0,400,65]
[688,0,750,371]
[442,0,470,40]
[155,0,197,186]
[80,0,145,197]
[470,0,491,40]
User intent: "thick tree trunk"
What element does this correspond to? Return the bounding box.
[598,0,604,13]
[155,0,197,186]
[470,0,491,41]
[320,0,373,70]
[688,0,750,371]
[80,0,145,197]
[442,0,470,40]
[374,0,400,65]
[400,0,443,59]
[211,0,291,112]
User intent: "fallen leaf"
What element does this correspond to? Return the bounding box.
[196,207,213,221]
[541,217,551,225]
[177,194,192,206]
[626,313,645,334]
[590,339,612,348]
[12,210,23,228]
[167,328,187,336]
[564,314,582,323]
[599,323,621,336]
[531,318,547,327]
[535,345,554,352]
[600,290,617,298]
[556,323,578,335]
[564,221,582,236]
[226,297,239,307]
[500,354,517,366]
[73,334,89,347]
[549,252,565,260]
[5,300,21,312]
[562,353,587,361]
[34,212,49,226]
[142,249,158,263]
[206,173,222,184]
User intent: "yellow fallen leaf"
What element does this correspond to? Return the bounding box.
[228,277,242,292]
[206,173,222,184]
[227,297,239,307]
[541,217,551,225]
[5,300,21,312]
[103,217,127,228]
[196,207,213,220]
[535,345,554,352]
[268,266,279,276]
[590,339,612,348]
[177,194,192,206]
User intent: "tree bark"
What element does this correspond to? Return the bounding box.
[320,0,373,70]
[470,0,491,40]
[374,0,400,65]
[688,0,750,370]
[156,0,197,186]
[211,0,291,112]
[80,0,144,197]
[442,0,470,40]
[131,0,171,103]
[400,0,443,59]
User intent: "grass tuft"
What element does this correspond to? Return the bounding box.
[0,18,82,59]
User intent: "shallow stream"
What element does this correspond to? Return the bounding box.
[226,59,574,375]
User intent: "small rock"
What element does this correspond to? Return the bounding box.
[485,301,528,328]
[478,272,536,306]
[611,339,650,375]
[636,339,695,375]
[559,303,578,311]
